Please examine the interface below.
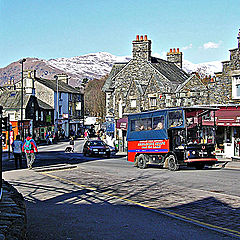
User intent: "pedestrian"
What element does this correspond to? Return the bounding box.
[22,134,38,169]
[69,137,75,152]
[12,135,23,169]
[84,130,88,140]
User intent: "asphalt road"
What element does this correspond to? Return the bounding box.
[3,139,240,240]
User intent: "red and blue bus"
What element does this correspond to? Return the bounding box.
[127,107,218,171]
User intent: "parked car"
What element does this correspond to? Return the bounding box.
[83,140,111,157]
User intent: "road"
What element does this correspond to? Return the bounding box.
[3,139,240,240]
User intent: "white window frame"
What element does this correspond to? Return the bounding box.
[149,97,157,107]
[130,99,137,108]
[232,75,240,99]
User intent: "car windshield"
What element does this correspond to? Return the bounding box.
[90,141,105,146]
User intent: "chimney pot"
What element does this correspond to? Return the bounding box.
[140,35,143,41]
[144,35,147,41]
[177,48,179,53]
[170,49,172,53]
[173,48,176,53]
[136,35,139,41]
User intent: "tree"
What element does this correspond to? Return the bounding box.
[84,75,107,121]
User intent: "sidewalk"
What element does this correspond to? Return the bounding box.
[0,180,26,240]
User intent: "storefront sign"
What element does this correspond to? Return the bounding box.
[116,118,128,130]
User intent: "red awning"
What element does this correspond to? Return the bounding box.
[215,107,240,126]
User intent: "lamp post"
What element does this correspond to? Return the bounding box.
[54,75,59,139]
[19,58,26,141]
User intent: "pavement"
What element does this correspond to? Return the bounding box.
[0,151,239,239]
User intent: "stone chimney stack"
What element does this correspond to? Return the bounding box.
[24,70,36,95]
[167,48,183,68]
[55,74,69,85]
[132,35,151,61]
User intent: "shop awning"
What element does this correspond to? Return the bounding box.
[215,106,240,126]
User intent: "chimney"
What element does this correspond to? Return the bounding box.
[23,70,36,95]
[132,34,152,61]
[55,74,69,85]
[167,48,183,68]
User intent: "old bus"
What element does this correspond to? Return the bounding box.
[127,107,218,171]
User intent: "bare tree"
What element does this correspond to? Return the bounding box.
[84,75,107,121]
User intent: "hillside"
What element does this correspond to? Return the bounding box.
[0,53,222,87]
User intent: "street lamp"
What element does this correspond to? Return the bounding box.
[54,75,59,139]
[19,58,26,141]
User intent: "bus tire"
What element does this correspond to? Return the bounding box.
[134,156,139,167]
[167,155,179,171]
[138,154,147,169]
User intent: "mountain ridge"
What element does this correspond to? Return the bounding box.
[0,52,222,87]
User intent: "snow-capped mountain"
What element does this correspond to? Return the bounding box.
[0,52,222,88]
[182,59,223,76]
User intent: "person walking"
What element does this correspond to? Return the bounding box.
[22,134,38,169]
[69,136,75,152]
[12,135,23,169]
[84,130,89,140]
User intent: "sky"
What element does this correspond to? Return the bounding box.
[0,0,240,68]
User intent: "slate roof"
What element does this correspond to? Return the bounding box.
[102,57,189,92]
[36,77,82,94]
[102,63,127,91]
[150,57,189,84]
[36,98,53,109]
[0,90,53,110]
[0,91,30,109]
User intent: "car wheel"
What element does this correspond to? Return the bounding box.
[137,154,147,169]
[167,154,179,171]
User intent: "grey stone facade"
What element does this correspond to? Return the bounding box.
[103,35,210,120]
[209,29,240,105]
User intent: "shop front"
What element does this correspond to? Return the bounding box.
[215,106,240,159]
[116,118,128,152]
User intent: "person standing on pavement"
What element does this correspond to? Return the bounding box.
[12,135,23,169]
[22,134,38,169]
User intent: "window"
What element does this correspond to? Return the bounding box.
[36,110,38,121]
[168,110,184,128]
[232,75,240,99]
[131,118,152,131]
[41,111,43,121]
[149,97,157,107]
[69,93,72,101]
[130,99,137,108]
[59,106,62,115]
[153,116,165,130]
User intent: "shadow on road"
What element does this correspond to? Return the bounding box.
[2,151,124,172]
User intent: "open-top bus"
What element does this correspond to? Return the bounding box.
[127,107,218,171]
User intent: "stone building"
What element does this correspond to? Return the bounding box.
[102,35,209,150]
[207,29,240,158]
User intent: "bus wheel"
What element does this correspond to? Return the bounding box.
[138,154,147,169]
[167,155,179,171]
[134,156,138,167]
